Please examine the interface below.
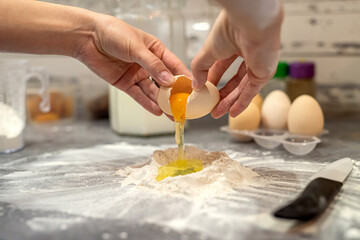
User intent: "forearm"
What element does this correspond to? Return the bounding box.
[215,0,282,39]
[0,0,96,57]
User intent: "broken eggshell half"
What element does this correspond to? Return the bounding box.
[157,75,220,119]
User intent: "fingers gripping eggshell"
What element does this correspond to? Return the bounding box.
[157,75,220,120]
[288,95,324,136]
[261,90,291,129]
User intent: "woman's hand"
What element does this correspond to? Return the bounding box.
[75,16,190,116]
[191,0,283,118]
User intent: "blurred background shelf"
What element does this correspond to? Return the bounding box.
[1,0,359,122]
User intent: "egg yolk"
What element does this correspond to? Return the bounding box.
[169,93,190,122]
[156,159,203,181]
[155,91,203,181]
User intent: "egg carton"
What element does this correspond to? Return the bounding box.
[220,126,329,156]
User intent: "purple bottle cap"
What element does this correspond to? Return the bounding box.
[289,62,315,79]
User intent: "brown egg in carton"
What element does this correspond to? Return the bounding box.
[222,91,328,155]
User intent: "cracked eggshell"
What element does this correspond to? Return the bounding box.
[157,75,220,120]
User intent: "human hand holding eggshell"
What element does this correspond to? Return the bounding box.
[157,75,220,120]
[191,2,283,119]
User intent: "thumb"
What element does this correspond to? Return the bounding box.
[191,45,217,91]
[135,47,175,87]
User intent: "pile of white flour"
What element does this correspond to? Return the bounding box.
[116,146,259,199]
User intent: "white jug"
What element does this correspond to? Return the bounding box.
[106,0,185,136]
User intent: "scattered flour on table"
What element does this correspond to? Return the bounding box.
[116,146,259,199]
[352,160,360,177]
[26,216,84,232]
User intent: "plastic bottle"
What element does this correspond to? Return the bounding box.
[287,62,316,102]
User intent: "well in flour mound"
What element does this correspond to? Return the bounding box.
[116,146,259,199]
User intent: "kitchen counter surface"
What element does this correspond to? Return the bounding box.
[1,116,359,240]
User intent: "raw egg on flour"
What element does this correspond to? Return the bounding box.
[156,75,219,181]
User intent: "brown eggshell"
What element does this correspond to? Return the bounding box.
[228,102,261,142]
[288,95,324,135]
[252,94,264,109]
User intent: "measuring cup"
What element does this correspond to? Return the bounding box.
[0,60,49,153]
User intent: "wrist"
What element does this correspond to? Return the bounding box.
[71,11,121,61]
[65,7,99,58]
[217,0,283,34]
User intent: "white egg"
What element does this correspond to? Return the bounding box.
[261,90,291,129]
[288,95,324,135]
[157,75,220,119]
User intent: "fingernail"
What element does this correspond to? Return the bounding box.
[211,112,218,119]
[160,71,174,86]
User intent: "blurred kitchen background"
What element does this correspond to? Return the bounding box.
[1,0,359,135]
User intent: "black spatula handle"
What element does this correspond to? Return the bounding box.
[273,177,342,221]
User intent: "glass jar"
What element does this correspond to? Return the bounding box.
[105,0,186,62]
[105,0,186,136]
[26,76,77,124]
[287,62,316,102]
[0,61,49,153]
